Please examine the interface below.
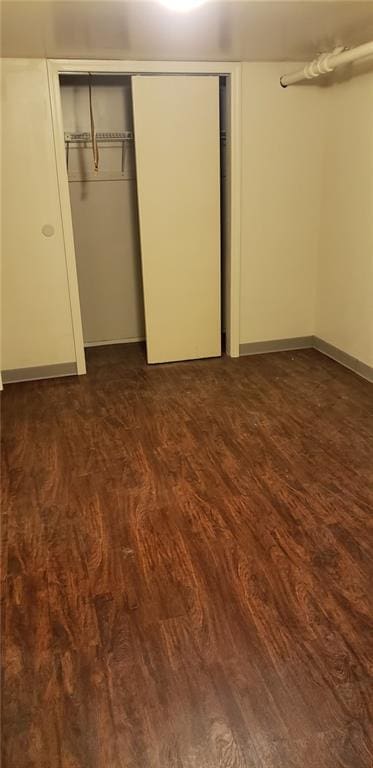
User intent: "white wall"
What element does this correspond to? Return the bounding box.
[240,62,325,344]
[316,69,373,367]
[60,77,145,345]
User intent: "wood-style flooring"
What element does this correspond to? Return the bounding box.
[1,344,373,768]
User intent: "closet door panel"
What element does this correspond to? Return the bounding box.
[132,75,221,364]
[1,59,75,371]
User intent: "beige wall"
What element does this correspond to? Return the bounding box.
[240,62,373,369]
[240,62,325,344]
[2,58,372,375]
[60,77,145,345]
[316,69,373,367]
[1,59,76,370]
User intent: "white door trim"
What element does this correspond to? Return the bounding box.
[47,59,242,368]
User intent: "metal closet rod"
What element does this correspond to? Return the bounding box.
[280,40,373,87]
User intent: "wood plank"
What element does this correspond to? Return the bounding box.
[1,345,373,767]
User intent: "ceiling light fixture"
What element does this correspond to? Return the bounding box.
[159,0,206,11]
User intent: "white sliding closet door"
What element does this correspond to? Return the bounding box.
[132,75,221,364]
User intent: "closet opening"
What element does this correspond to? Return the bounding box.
[60,74,146,360]
[219,75,228,353]
[59,71,233,368]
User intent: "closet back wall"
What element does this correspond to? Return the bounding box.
[61,76,144,346]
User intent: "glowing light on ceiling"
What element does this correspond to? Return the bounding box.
[159,0,206,11]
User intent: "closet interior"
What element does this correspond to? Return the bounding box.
[59,73,229,364]
[60,75,145,349]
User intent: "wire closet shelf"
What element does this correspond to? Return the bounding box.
[64,130,227,144]
[64,131,134,143]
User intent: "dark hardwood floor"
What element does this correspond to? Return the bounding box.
[1,344,373,768]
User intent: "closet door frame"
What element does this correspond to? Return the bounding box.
[47,59,242,371]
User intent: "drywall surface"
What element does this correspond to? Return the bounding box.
[68,181,144,345]
[1,58,76,370]
[2,1,373,63]
[60,77,145,344]
[316,69,373,368]
[240,62,325,344]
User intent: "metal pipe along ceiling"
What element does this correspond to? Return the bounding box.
[280,41,373,87]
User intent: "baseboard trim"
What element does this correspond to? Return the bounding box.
[239,335,372,383]
[313,337,373,383]
[84,337,145,348]
[239,336,313,356]
[3,339,372,385]
[2,362,77,384]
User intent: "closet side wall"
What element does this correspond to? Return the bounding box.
[316,69,373,369]
[240,62,325,346]
[1,59,76,372]
[61,78,144,345]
